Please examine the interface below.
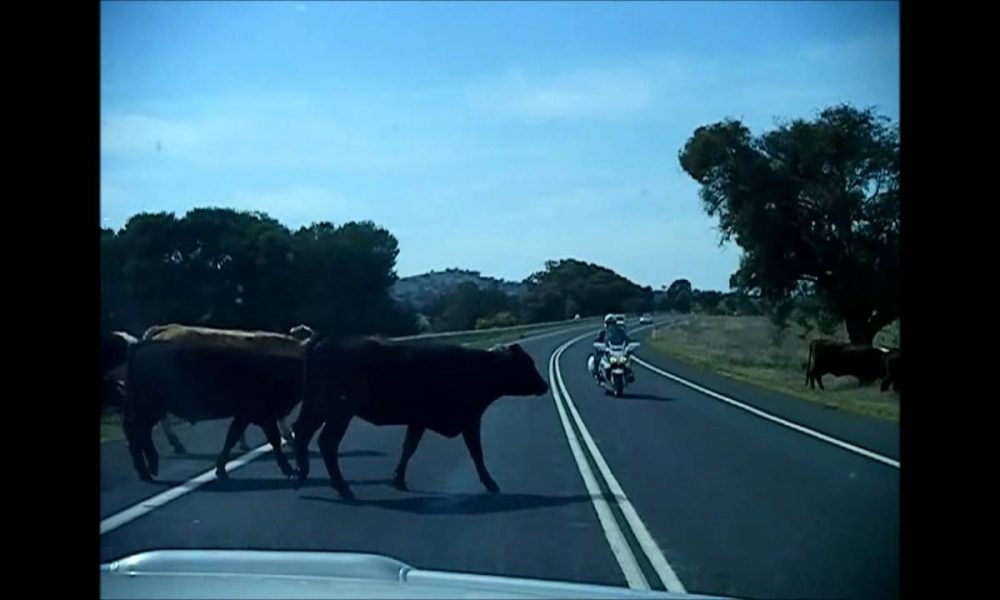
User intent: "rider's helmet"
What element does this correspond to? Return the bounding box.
[604,314,615,326]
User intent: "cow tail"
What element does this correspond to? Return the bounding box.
[805,340,814,386]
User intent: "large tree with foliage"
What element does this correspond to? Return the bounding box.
[523,259,653,322]
[678,104,899,344]
[101,208,417,337]
[425,282,517,332]
[662,278,693,313]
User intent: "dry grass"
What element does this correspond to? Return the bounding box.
[647,315,899,422]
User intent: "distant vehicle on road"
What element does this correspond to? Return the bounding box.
[639,314,652,324]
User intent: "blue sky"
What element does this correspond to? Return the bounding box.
[101,1,899,290]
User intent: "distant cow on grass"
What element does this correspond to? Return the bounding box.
[805,339,892,390]
[123,340,303,481]
[142,324,306,449]
[292,336,549,499]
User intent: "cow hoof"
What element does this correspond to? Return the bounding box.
[138,472,152,482]
[280,466,297,478]
[482,479,500,493]
[335,487,356,501]
[148,463,160,478]
[215,467,229,480]
[391,477,408,492]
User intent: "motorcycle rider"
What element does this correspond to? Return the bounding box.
[592,314,632,382]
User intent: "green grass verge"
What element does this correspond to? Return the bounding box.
[101,410,124,443]
[646,315,899,422]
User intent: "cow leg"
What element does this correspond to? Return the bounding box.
[815,374,825,390]
[160,418,187,454]
[292,410,325,481]
[317,413,354,500]
[392,426,425,491]
[123,417,152,482]
[258,420,296,477]
[141,428,160,478]
[463,420,499,493]
[278,418,295,443]
[215,418,251,479]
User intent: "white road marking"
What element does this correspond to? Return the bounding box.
[548,343,650,590]
[632,355,901,470]
[100,441,283,535]
[552,331,687,593]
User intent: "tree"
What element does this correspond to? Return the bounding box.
[426,282,517,332]
[692,289,723,314]
[663,279,693,313]
[523,259,652,322]
[679,104,899,344]
[100,208,416,337]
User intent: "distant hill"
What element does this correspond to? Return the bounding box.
[391,268,528,310]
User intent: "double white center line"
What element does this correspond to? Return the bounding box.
[548,330,686,593]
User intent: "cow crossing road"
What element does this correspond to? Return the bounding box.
[100,319,899,599]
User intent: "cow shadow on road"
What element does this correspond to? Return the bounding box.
[148,476,397,493]
[301,492,607,515]
[159,449,386,461]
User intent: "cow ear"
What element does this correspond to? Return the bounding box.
[509,343,525,355]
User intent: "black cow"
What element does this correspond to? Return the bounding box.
[292,336,550,499]
[880,348,901,393]
[123,340,303,481]
[805,339,890,390]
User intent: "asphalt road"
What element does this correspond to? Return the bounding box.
[100,319,899,599]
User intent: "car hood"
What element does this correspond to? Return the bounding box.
[101,549,733,599]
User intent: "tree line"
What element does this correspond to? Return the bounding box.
[101,209,416,337]
[102,104,897,345]
[101,212,658,337]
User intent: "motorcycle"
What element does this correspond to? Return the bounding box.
[588,340,641,397]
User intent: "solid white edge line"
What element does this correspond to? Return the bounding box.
[632,356,901,470]
[548,338,650,590]
[100,441,284,536]
[554,335,688,593]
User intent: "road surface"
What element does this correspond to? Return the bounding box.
[100,319,899,599]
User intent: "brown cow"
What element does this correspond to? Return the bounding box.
[142,324,306,449]
[805,339,890,390]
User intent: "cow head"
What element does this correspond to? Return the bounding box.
[491,343,549,396]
